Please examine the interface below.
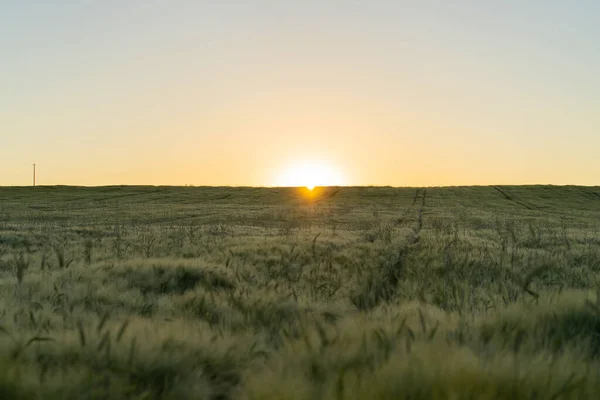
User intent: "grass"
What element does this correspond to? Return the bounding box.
[0,184,599,399]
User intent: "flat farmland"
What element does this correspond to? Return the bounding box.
[0,185,599,399]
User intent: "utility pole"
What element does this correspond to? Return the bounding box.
[33,163,36,186]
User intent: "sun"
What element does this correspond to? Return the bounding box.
[275,161,344,190]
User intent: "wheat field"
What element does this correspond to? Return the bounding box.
[0,185,599,399]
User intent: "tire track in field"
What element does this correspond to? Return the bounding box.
[351,189,427,310]
[395,189,421,226]
[359,188,426,310]
[580,188,600,201]
[412,188,427,244]
[394,188,427,243]
[492,186,536,211]
[411,188,421,206]
[492,185,512,201]
[60,188,170,204]
[310,188,342,204]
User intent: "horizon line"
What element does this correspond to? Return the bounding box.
[1,183,599,189]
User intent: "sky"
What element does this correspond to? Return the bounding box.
[2,1,599,187]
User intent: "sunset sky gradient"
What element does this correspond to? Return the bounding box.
[2,1,599,186]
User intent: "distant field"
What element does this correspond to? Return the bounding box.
[0,185,600,399]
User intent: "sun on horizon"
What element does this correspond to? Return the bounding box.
[274,161,345,190]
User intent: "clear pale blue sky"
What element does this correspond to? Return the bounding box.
[2,1,599,186]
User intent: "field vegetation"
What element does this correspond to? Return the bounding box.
[0,185,599,399]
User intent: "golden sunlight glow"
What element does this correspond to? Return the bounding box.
[275,161,345,190]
